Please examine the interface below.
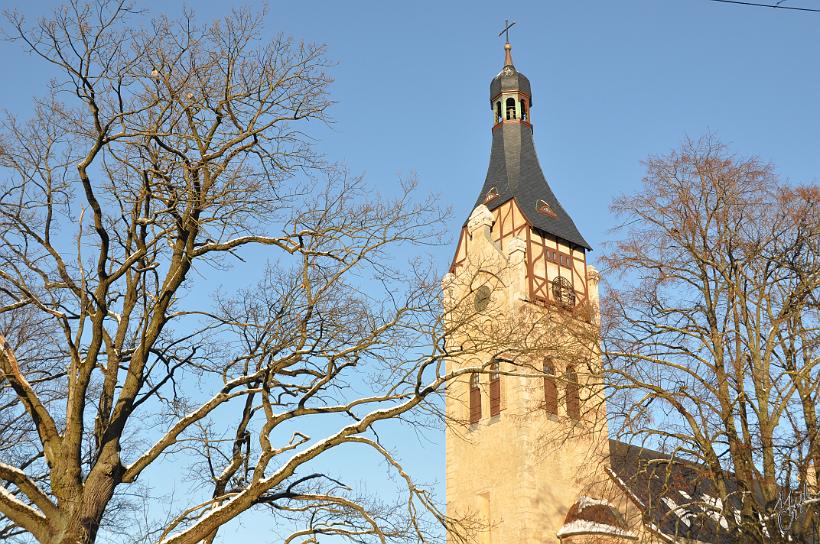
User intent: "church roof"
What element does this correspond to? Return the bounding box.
[473,122,592,250]
[557,496,637,540]
[490,64,531,102]
[608,440,758,543]
[473,40,591,250]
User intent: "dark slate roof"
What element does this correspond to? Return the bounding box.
[472,123,592,250]
[490,65,532,102]
[609,439,750,544]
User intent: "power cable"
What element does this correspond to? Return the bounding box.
[705,0,820,12]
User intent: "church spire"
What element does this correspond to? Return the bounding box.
[491,24,531,126]
[476,28,591,250]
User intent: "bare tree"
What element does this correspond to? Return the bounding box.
[602,136,819,542]
[0,2,572,543]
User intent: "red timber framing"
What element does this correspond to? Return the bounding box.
[525,225,588,308]
[450,199,589,312]
[450,229,468,272]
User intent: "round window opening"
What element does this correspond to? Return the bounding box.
[474,285,492,312]
[551,276,575,308]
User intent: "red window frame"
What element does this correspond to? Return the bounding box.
[543,359,557,415]
[469,373,482,424]
[566,365,580,420]
[489,362,501,417]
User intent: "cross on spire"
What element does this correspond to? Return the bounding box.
[498,19,516,44]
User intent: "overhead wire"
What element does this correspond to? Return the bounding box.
[704,0,820,12]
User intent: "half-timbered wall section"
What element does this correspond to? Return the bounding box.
[524,223,588,308]
[450,228,468,271]
[450,199,588,310]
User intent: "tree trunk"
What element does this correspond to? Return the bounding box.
[49,457,122,544]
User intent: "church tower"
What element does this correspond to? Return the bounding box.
[444,35,629,544]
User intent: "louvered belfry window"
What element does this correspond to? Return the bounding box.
[552,276,576,308]
[505,97,516,120]
[543,359,558,415]
[489,362,501,417]
[566,365,581,420]
[469,373,482,424]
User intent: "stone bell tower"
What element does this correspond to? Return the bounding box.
[444,35,617,544]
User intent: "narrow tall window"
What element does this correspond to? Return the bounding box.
[489,362,501,417]
[521,99,528,121]
[543,359,557,415]
[505,97,516,120]
[495,101,502,123]
[479,492,491,544]
[566,365,580,420]
[469,373,482,424]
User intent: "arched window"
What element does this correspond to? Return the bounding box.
[505,97,516,120]
[469,373,482,424]
[495,101,502,123]
[551,276,576,308]
[543,359,557,415]
[566,365,580,420]
[489,361,501,417]
[521,99,528,121]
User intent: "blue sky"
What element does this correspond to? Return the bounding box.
[3,1,818,261]
[1,0,818,541]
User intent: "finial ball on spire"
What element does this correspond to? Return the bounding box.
[504,44,514,67]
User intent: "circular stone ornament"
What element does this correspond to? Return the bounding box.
[474,285,492,312]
